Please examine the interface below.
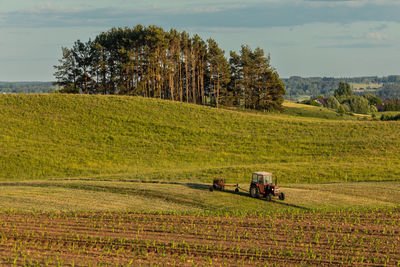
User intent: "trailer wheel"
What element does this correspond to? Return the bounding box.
[266,194,272,201]
[235,188,239,193]
[279,192,285,200]
[209,186,214,192]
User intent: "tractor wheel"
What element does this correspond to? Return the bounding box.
[250,186,259,198]
[279,192,285,200]
[266,194,272,201]
[235,188,239,193]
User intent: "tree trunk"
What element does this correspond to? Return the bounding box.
[216,66,220,108]
[84,69,87,93]
[179,57,182,102]
[191,49,196,104]
[169,71,174,100]
[185,52,189,102]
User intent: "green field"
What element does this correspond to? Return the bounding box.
[1,94,400,185]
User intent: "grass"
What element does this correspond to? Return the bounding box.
[1,94,400,185]
[0,180,398,213]
[281,101,356,120]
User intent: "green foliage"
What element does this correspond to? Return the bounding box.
[207,38,231,107]
[364,94,382,106]
[380,99,400,111]
[1,94,400,184]
[231,45,285,110]
[337,105,346,115]
[381,113,400,121]
[326,96,340,110]
[334,82,353,100]
[54,25,285,111]
[327,83,375,114]
[342,96,371,114]
[300,99,321,107]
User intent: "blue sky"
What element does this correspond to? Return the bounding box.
[1,0,400,81]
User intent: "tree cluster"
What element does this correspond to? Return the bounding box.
[301,82,379,114]
[54,25,285,111]
[379,99,400,112]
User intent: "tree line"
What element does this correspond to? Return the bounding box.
[54,25,285,111]
[0,82,55,94]
[284,76,400,101]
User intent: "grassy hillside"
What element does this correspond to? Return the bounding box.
[1,94,400,184]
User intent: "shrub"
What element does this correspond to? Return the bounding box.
[381,114,400,121]
[300,99,322,107]
[342,96,371,114]
[326,96,340,110]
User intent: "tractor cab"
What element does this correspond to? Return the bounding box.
[252,172,273,185]
[250,171,285,201]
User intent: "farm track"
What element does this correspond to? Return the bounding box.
[0,210,399,266]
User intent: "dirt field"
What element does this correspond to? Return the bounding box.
[0,209,399,266]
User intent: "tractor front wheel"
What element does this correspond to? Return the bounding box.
[279,192,285,200]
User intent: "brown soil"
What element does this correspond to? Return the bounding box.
[0,209,399,266]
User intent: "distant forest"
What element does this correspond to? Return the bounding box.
[53,25,285,111]
[284,76,400,101]
[0,82,55,94]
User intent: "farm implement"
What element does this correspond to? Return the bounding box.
[210,171,285,201]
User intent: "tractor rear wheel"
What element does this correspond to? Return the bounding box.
[279,192,285,200]
[250,186,260,198]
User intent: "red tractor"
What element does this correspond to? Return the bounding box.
[249,172,285,201]
[210,171,285,202]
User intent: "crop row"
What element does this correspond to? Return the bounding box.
[0,209,399,266]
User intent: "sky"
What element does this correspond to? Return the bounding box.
[1,0,400,81]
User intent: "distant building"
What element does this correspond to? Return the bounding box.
[315,97,326,106]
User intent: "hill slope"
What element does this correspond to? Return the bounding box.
[1,94,399,183]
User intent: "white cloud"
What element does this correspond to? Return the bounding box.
[365,32,393,41]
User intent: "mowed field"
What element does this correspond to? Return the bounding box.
[1,94,400,265]
[0,180,399,213]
